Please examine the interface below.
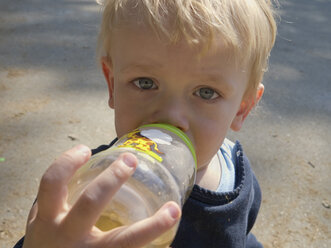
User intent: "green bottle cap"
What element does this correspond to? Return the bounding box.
[140,124,197,169]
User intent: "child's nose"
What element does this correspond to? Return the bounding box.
[148,98,190,132]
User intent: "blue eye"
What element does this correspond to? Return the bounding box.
[195,87,219,100]
[133,78,157,90]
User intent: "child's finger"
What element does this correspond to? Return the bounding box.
[99,201,181,248]
[36,145,91,221]
[61,152,137,238]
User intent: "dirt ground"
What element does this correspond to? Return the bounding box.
[0,0,330,247]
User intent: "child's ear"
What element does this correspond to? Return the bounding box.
[101,56,115,109]
[230,84,264,131]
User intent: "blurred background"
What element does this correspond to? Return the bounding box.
[0,0,330,247]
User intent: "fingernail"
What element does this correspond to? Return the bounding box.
[167,205,180,220]
[77,145,90,157]
[122,154,137,168]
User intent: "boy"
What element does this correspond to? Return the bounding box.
[15,0,276,247]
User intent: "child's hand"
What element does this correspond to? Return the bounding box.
[22,145,181,248]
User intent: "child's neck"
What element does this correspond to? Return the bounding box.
[195,153,221,191]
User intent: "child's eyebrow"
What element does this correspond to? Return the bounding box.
[119,62,164,74]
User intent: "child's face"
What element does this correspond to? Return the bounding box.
[102,26,258,171]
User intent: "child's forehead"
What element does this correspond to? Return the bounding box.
[110,25,244,70]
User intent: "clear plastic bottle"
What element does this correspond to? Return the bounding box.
[67,124,197,247]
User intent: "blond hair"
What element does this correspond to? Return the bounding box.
[98,0,277,97]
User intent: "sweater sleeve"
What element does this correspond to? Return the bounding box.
[247,233,263,248]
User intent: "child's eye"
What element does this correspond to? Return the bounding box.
[195,87,219,100]
[133,78,157,90]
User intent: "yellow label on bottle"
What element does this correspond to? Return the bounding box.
[118,129,164,162]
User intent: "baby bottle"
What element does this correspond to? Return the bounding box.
[67,124,197,247]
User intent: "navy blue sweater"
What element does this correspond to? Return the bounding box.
[14,140,262,248]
